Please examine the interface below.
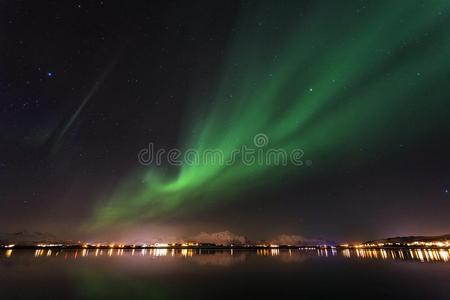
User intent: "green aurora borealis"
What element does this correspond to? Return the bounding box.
[92,0,450,227]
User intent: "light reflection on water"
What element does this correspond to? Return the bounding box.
[339,248,450,262]
[2,248,449,263]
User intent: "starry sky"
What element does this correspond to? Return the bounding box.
[1,0,449,242]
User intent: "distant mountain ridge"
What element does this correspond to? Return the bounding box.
[0,231,61,245]
[0,230,334,247]
[4,231,447,247]
[364,234,450,245]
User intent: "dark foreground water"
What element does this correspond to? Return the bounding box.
[0,248,449,299]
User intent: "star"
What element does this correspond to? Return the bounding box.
[47,72,53,77]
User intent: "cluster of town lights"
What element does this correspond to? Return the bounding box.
[3,240,449,250]
[340,240,450,249]
[2,242,303,249]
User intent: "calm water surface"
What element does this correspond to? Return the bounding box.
[1,248,449,299]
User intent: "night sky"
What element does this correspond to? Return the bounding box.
[1,0,449,242]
